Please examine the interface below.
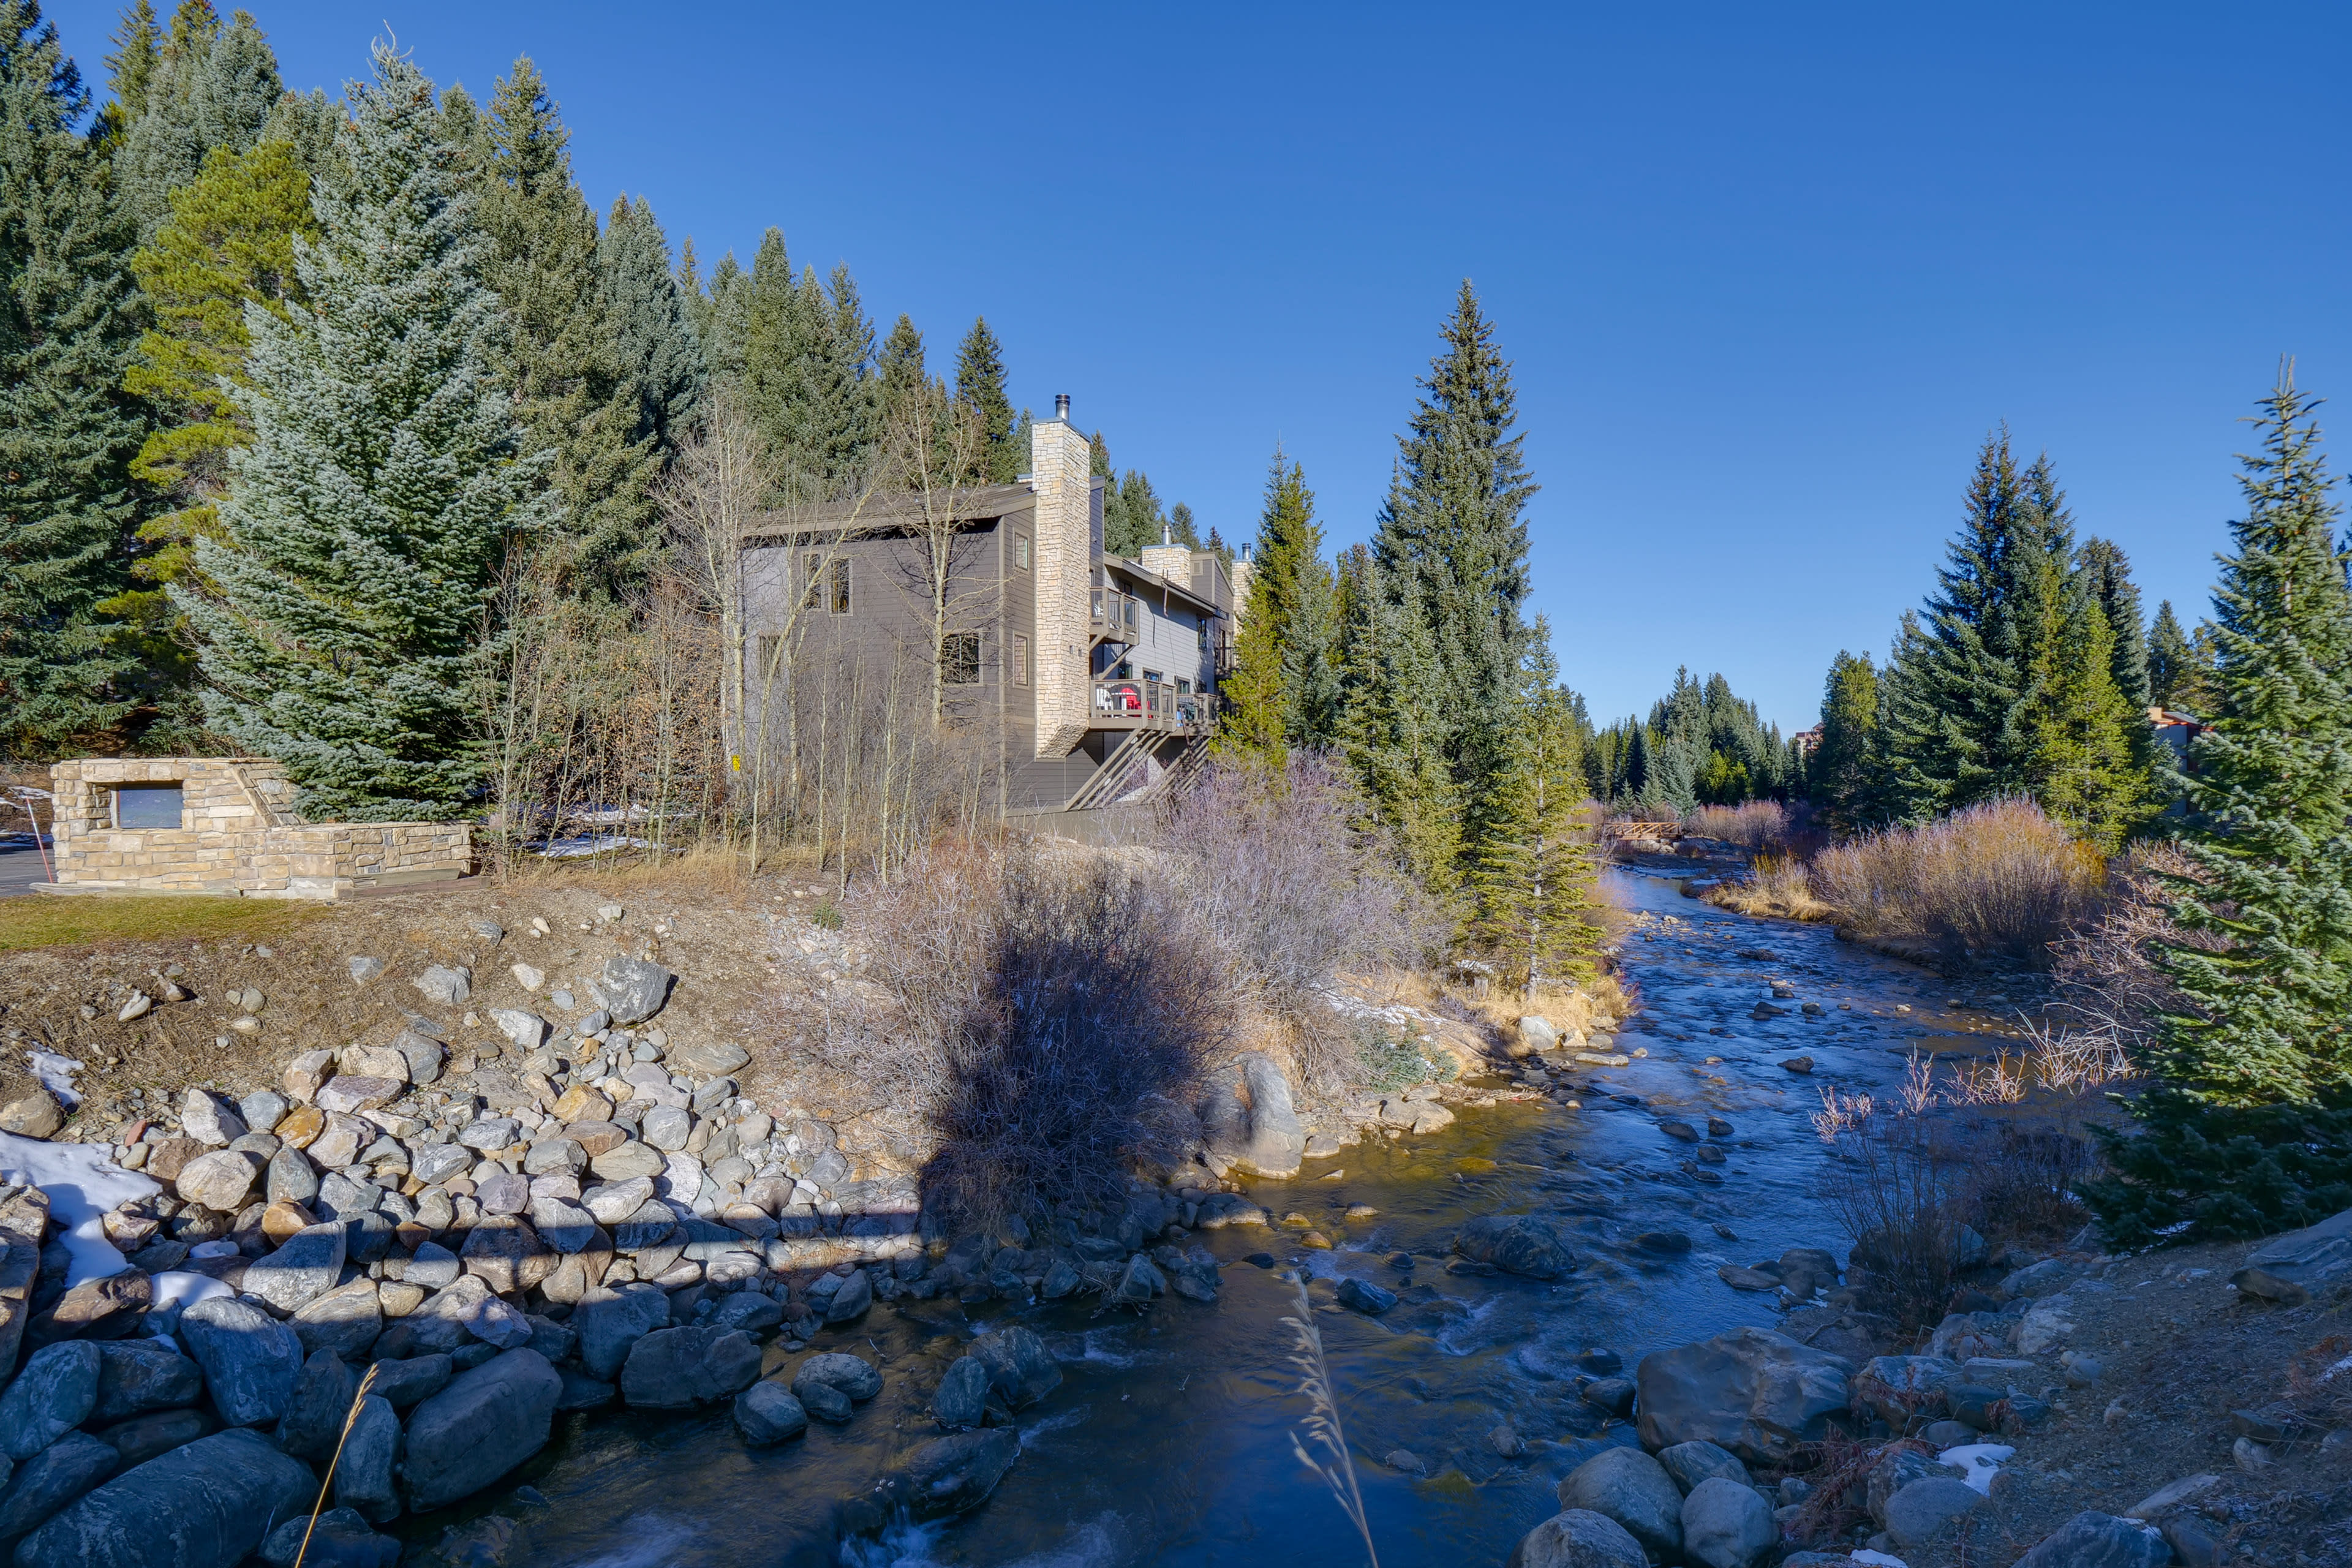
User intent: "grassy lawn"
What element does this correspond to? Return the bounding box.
[0,894,326,954]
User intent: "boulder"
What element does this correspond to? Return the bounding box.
[1337,1276,1398,1315]
[967,1327,1058,1410]
[13,1428,312,1568]
[1884,1475,1989,1546]
[932,1355,998,1430]
[276,1349,358,1462]
[733,1380,809,1445]
[619,1325,760,1408]
[1656,1440,1751,1495]
[582,1177,655,1226]
[2011,1510,2173,1568]
[413,965,471,1006]
[388,1031,445,1085]
[1556,1446,1684,1562]
[257,1507,399,1568]
[1506,1509,1648,1568]
[1850,1354,1962,1427]
[668,1038,750,1077]
[590,1142,665,1183]
[331,1395,401,1523]
[573,1284,670,1380]
[368,1352,451,1411]
[400,1348,562,1510]
[707,1293,782,1333]
[1635,1327,1855,1464]
[459,1214,554,1295]
[2231,1205,2352,1303]
[179,1090,246,1147]
[174,1150,260,1213]
[1679,1476,1773,1568]
[878,1428,1019,1520]
[90,1341,202,1423]
[27,1270,150,1346]
[178,1295,303,1427]
[1454,1215,1578,1280]
[489,1009,548,1051]
[1200,1052,1307,1177]
[410,1275,531,1351]
[0,1088,64,1139]
[590,956,673,1025]
[241,1221,346,1314]
[92,1407,211,1468]
[1,1340,100,1459]
[793,1351,883,1409]
[0,1431,119,1539]
[824,1268,873,1322]
[290,1279,382,1360]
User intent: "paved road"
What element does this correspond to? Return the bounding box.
[0,842,52,897]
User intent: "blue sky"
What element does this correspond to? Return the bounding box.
[48,2,2352,731]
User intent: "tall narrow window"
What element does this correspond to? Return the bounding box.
[801,552,824,611]
[829,558,852,615]
[1015,533,1031,571]
[1012,633,1031,687]
[943,633,981,684]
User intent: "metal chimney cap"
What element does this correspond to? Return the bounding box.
[1054,393,1071,421]
[1161,522,1172,546]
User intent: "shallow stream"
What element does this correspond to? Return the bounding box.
[475,869,2029,1568]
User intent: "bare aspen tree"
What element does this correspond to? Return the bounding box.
[881,377,998,731]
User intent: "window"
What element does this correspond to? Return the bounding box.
[1197,619,1209,652]
[829,559,851,615]
[753,635,785,685]
[1177,677,1193,695]
[1123,598,1138,630]
[802,554,851,614]
[111,784,183,830]
[801,552,824,611]
[1012,634,1031,688]
[1142,668,1164,685]
[942,633,980,685]
[1014,534,1031,571]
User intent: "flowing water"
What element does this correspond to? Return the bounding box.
[473,869,2031,1568]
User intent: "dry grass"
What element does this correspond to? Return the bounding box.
[0,895,326,955]
[1703,852,1838,922]
[1812,798,2106,963]
[1683,800,1790,849]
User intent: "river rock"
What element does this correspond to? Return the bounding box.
[257,1507,399,1568]
[1851,1354,1962,1427]
[1337,1276,1398,1315]
[968,1327,1057,1409]
[2,1340,100,1458]
[881,1428,1019,1520]
[175,1150,260,1213]
[1558,1446,1683,1561]
[794,1349,883,1404]
[668,1038,749,1077]
[574,1284,671,1379]
[404,1240,462,1289]
[1635,1326,1855,1464]
[413,965,471,1006]
[178,1295,302,1427]
[388,1030,445,1085]
[401,1348,561,1510]
[0,1430,118,1537]
[179,1089,246,1147]
[1657,1440,1751,1494]
[1201,1052,1307,1177]
[1885,1475,1990,1545]
[590,956,673,1024]
[264,1148,320,1207]
[826,1267,874,1322]
[1681,1476,1773,1568]
[620,1325,760,1408]
[1454,1214,1578,1279]
[591,1140,666,1182]
[2013,1509,2173,1567]
[369,1352,451,1411]
[932,1355,998,1430]
[241,1220,347,1313]
[28,1269,151,1346]
[93,1407,211,1468]
[0,1088,65,1138]
[461,1213,554,1294]
[13,1428,312,1568]
[527,1196,597,1253]
[583,1177,655,1226]
[292,1278,383,1360]
[2230,1204,2352,1304]
[276,1348,358,1461]
[314,1077,400,1117]
[708,1293,782,1333]
[1506,1509,1648,1568]
[91,1340,202,1422]
[331,1395,401,1523]
[409,1143,469,1188]
[734,1379,809,1445]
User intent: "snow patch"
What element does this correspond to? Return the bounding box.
[25,1050,83,1107]
[0,1131,159,1285]
[1939,1441,2015,1496]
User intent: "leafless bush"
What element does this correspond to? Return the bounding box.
[804,840,1229,1234]
[1813,1085,1877,1141]
[1814,798,2106,963]
[1155,754,1444,1092]
[1971,1125,2095,1243]
[1684,800,1789,849]
[1820,1115,1979,1332]
[2049,839,2221,1052]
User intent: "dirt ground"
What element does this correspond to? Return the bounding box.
[0,865,936,1172]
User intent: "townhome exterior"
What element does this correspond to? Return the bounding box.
[737,397,1241,816]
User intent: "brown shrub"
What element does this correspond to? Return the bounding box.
[1813,798,2105,963]
[1684,800,1790,850]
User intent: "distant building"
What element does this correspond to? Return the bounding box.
[1792,724,1824,759]
[737,397,1240,816]
[2147,705,2207,763]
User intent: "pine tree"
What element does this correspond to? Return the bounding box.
[0,0,151,755]
[113,3,282,243]
[2022,559,2149,851]
[176,41,548,820]
[696,247,749,386]
[878,312,925,422]
[2078,537,2152,714]
[2147,598,2214,715]
[953,315,1016,483]
[2086,369,2352,1245]
[1470,623,1605,991]
[1218,451,1325,761]
[1335,548,1463,897]
[1811,650,1880,833]
[1169,500,1202,549]
[598,195,705,460]
[117,132,317,708]
[1373,282,1537,830]
[96,0,160,148]
[739,235,876,494]
[469,58,659,595]
[1106,467,1167,557]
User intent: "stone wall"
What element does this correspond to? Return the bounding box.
[45,758,472,899]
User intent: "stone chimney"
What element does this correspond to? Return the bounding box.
[1139,518,1191,583]
[1030,397,1092,758]
[1229,540,1256,622]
